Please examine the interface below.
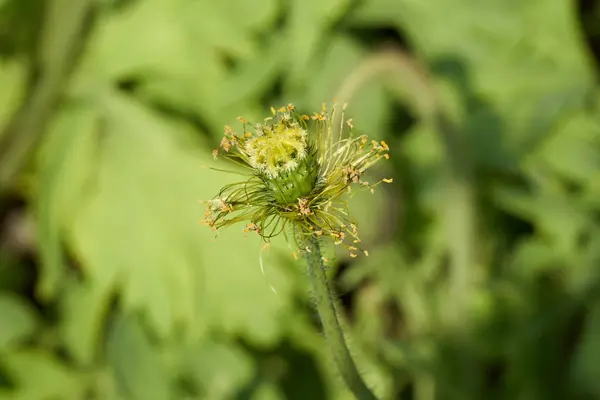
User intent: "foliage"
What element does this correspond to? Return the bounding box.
[0,0,600,399]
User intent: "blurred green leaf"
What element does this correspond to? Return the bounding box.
[494,186,590,256]
[107,313,171,400]
[62,91,293,341]
[510,238,561,279]
[1,350,84,400]
[212,0,278,33]
[535,111,600,183]
[4,0,600,398]
[78,0,224,126]
[0,294,38,353]
[571,300,600,397]
[183,340,253,400]
[286,0,351,88]
[79,0,278,131]
[35,103,100,300]
[350,0,403,26]
[299,35,390,137]
[251,383,284,400]
[219,35,285,111]
[0,60,26,134]
[0,254,30,293]
[357,0,593,162]
[59,277,113,366]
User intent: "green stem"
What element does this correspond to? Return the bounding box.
[304,236,378,400]
[0,0,96,191]
[334,47,480,395]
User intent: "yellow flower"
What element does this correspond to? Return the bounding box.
[202,103,391,256]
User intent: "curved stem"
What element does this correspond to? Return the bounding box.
[304,236,378,400]
[334,47,479,393]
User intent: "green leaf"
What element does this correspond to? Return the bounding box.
[1,350,84,400]
[0,294,38,353]
[350,0,404,26]
[59,277,113,366]
[35,103,100,300]
[355,0,594,161]
[534,111,600,183]
[298,35,390,138]
[285,0,351,87]
[509,238,562,279]
[78,0,223,126]
[65,91,293,342]
[218,35,285,110]
[107,313,172,400]
[570,301,600,397]
[252,383,284,400]
[0,60,26,134]
[210,0,279,34]
[0,254,30,293]
[79,0,278,131]
[494,186,589,256]
[183,340,254,400]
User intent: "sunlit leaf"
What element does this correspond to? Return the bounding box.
[66,91,293,341]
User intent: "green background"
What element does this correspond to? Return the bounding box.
[1,0,600,399]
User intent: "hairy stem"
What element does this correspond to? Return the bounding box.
[304,236,378,400]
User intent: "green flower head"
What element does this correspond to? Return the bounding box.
[202,103,391,257]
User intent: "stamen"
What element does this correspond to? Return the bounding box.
[257,242,277,294]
